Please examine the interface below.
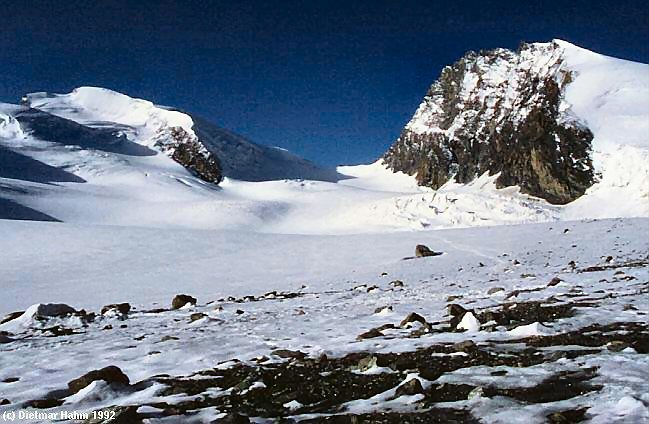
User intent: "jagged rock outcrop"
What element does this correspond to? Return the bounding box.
[383,41,594,204]
[153,126,223,184]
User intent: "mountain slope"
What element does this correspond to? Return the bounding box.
[383,40,649,210]
[24,87,342,183]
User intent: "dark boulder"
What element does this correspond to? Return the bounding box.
[415,245,443,257]
[171,294,197,310]
[67,365,130,394]
[101,303,131,316]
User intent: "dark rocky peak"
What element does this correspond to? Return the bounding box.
[383,41,594,204]
[152,125,223,184]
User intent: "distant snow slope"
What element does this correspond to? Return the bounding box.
[25,87,343,182]
[553,41,649,218]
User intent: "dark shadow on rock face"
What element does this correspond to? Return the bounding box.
[0,198,60,222]
[14,108,156,157]
[190,114,349,183]
[0,145,85,184]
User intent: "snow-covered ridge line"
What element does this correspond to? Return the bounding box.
[24,87,223,183]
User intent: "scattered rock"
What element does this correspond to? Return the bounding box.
[26,398,63,408]
[389,280,404,288]
[395,378,424,397]
[547,408,588,423]
[190,312,207,322]
[357,328,383,340]
[160,335,179,342]
[0,334,14,344]
[487,287,505,295]
[271,349,307,360]
[415,244,443,257]
[0,311,24,325]
[171,294,197,310]
[374,306,393,314]
[446,295,462,302]
[467,386,484,400]
[547,277,562,287]
[453,340,476,352]
[235,309,245,315]
[100,303,131,316]
[103,324,113,330]
[2,377,19,383]
[607,341,630,352]
[35,303,78,318]
[358,356,378,372]
[0,399,9,405]
[67,365,130,394]
[400,312,428,328]
[211,413,251,424]
[447,303,468,327]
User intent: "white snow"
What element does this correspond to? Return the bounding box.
[25,87,197,146]
[457,312,481,332]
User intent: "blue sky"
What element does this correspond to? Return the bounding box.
[1,1,647,166]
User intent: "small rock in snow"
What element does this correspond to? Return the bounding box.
[389,280,404,288]
[395,378,424,397]
[190,312,207,322]
[212,413,250,424]
[487,287,505,295]
[271,349,307,360]
[171,294,197,310]
[399,312,428,328]
[67,365,130,394]
[607,340,630,352]
[453,340,476,352]
[415,244,443,257]
[100,303,131,316]
[374,305,393,314]
[357,328,383,340]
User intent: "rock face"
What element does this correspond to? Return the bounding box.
[383,41,594,204]
[153,126,223,184]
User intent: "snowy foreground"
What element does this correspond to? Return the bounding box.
[1,217,647,423]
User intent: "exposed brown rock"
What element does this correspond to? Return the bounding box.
[67,365,130,394]
[172,294,197,310]
[382,42,594,204]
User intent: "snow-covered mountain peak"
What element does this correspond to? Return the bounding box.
[25,87,197,145]
[384,40,648,210]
